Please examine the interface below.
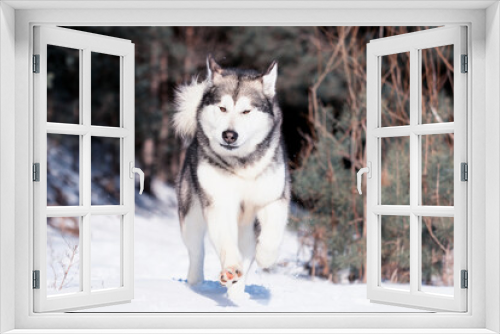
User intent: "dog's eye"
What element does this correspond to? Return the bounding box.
[242,110,251,115]
[219,107,227,112]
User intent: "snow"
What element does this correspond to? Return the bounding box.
[89,215,122,290]
[79,184,432,312]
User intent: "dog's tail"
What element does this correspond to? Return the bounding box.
[173,77,207,141]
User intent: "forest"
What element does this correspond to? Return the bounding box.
[48,26,455,289]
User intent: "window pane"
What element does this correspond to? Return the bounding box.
[381,216,410,291]
[381,136,410,205]
[47,217,80,295]
[421,45,454,124]
[421,217,454,296]
[421,134,454,206]
[91,52,120,127]
[91,215,121,290]
[47,45,80,124]
[381,52,410,127]
[91,137,121,205]
[47,134,80,206]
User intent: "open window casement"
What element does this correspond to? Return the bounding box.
[33,26,140,312]
[363,26,467,312]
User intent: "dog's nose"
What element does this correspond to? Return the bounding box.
[222,130,238,144]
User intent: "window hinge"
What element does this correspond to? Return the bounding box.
[33,163,40,182]
[33,54,40,73]
[461,270,468,289]
[461,54,468,73]
[461,162,468,181]
[33,270,40,289]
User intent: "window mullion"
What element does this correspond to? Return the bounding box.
[409,47,420,295]
[416,48,424,298]
[82,47,92,294]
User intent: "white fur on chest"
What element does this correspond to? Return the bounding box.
[197,158,285,210]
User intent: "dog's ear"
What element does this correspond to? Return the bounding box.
[262,60,278,97]
[206,54,223,83]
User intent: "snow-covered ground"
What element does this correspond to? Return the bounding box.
[45,180,455,313]
[77,181,433,312]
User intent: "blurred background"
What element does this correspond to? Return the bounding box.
[45,26,455,305]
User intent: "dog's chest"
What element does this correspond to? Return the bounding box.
[197,160,285,207]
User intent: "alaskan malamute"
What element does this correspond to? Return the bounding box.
[173,55,290,299]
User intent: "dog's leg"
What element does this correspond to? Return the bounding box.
[204,202,245,290]
[255,199,288,269]
[225,220,256,299]
[238,219,257,274]
[181,200,206,285]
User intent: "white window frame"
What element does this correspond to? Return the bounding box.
[366,26,467,312]
[0,1,499,333]
[33,26,136,312]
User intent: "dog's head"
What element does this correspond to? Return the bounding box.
[198,55,279,158]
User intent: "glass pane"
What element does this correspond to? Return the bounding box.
[381,52,410,127]
[381,216,410,290]
[47,45,80,124]
[47,217,80,295]
[91,215,121,290]
[91,137,121,205]
[47,134,80,206]
[421,134,454,206]
[421,45,454,124]
[91,52,120,127]
[381,136,410,205]
[421,217,454,295]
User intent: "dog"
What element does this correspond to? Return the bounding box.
[173,55,290,300]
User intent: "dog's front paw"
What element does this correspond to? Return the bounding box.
[219,266,243,287]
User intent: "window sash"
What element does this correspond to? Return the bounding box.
[366,26,467,312]
[33,25,135,312]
